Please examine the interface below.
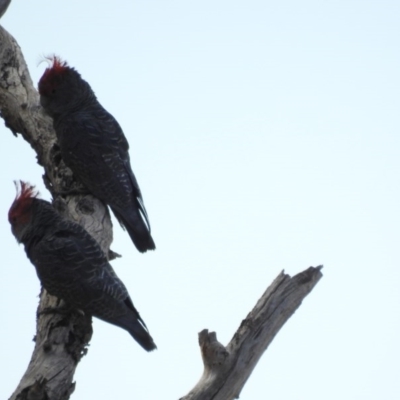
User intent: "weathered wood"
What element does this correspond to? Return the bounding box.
[180,266,323,400]
[0,25,114,400]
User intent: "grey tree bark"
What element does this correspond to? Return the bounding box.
[0,24,114,400]
[0,21,323,400]
[180,266,322,400]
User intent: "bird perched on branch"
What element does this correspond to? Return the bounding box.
[38,56,155,253]
[8,181,156,351]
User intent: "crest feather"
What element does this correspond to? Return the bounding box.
[8,181,38,222]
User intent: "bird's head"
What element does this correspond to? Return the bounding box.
[8,181,38,242]
[38,56,93,117]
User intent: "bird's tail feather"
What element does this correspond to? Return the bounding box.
[112,207,156,253]
[118,313,157,351]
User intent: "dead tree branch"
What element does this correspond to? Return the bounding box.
[0,25,113,400]
[181,266,323,400]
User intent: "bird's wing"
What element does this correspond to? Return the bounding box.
[92,108,152,230]
[30,222,129,305]
[59,107,152,232]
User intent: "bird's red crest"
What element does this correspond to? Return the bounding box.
[38,56,70,95]
[8,181,38,224]
[42,55,69,75]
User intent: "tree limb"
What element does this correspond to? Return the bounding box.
[0,24,114,400]
[180,266,323,400]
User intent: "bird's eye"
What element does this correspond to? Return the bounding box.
[51,89,56,94]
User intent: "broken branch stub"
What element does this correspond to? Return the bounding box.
[181,266,323,400]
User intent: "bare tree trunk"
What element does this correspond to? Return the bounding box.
[0,25,113,400]
[0,21,323,400]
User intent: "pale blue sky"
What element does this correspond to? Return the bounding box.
[1,1,400,399]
